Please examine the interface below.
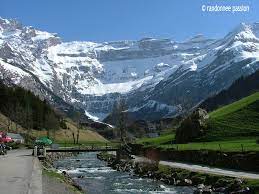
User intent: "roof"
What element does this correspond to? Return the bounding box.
[7,133,24,139]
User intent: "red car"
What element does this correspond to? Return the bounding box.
[0,131,13,143]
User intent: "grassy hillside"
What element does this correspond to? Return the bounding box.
[136,93,259,152]
[209,92,259,118]
[204,92,259,140]
[31,119,108,144]
[0,112,107,144]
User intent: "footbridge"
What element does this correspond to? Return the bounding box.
[46,146,119,153]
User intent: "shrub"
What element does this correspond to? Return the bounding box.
[175,108,209,143]
[6,141,22,149]
[60,120,67,129]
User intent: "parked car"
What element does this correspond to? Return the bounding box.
[0,131,13,143]
[7,133,24,144]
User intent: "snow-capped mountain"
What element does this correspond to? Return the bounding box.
[1,17,259,122]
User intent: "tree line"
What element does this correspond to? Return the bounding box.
[0,80,60,132]
[200,69,259,112]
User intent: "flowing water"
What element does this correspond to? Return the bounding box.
[54,152,194,194]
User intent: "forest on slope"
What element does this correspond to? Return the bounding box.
[200,70,259,112]
[0,80,60,132]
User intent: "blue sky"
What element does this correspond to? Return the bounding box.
[1,0,258,42]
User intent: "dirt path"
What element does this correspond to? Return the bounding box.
[133,155,259,180]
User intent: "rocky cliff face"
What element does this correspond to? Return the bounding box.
[125,23,259,120]
[1,17,259,122]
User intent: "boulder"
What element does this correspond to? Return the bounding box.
[194,184,212,194]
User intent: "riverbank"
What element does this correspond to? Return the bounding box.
[97,152,259,193]
[41,152,83,194]
[42,169,81,194]
[54,152,193,193]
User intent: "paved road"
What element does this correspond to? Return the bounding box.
[0,149,42,194]
[133,155,259,180]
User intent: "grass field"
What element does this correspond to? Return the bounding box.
[137,134,259,152]
[136,134,175,145]
[158,138,259,152]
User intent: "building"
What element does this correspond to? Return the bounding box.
[146,122,159,138]
[6,133,24,144]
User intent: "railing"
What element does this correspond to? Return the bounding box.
[46,145,119,153]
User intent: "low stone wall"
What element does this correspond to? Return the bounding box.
[129,144,259,172]
[41,152,74,168]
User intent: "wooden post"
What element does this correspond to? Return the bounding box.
[116,149,121,160]
[219,144,222,151]
[43,147,46,157]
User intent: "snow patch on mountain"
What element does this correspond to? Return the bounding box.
[0,58,29,81]
[1,17,259,121]
[0,58,30,79]
[31,30,56,41]
[128,100,178,114]
[78,75,154,95]
[85,110,99,121]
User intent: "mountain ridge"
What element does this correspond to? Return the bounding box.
[1,17,259,123]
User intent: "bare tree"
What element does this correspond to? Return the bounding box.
[73,111,81,144]
[13,103,25,132]
[76,129,79,144]
[73,111,81,128]
[2,102,14,132]
[113,99,128,143]
[72,132,76,144]
[45,112,59,140]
